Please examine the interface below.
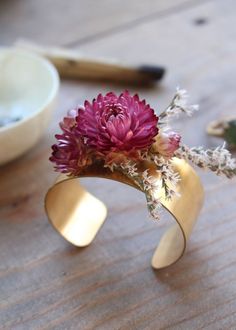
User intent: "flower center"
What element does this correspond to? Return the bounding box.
[104,104,124,121]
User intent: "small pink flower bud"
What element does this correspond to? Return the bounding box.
[67,105,84,118]
[67,108,78,118]
[154,131,181,157]
[60,106,84,132]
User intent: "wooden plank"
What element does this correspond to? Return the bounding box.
[0,0,205,46]
[1,0,236,329]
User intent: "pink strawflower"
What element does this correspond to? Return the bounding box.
[153,130,181,158]
[50,109,91,175]
[50,92,159,175]
[76,91,158,158]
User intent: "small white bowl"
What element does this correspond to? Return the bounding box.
[0,48,59,165]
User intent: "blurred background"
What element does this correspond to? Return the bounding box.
[1,0,235,143]
[1,0,235,142]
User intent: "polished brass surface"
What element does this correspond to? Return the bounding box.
[45,159,204,269]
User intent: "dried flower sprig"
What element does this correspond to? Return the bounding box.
[146,154,181,200]
[159,88,199,124]
[50,89,236,222]
[116,160,162,220]
[175,144,236,178]
[154,157,181,200]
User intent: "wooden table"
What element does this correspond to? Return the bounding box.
[0,0,236,329]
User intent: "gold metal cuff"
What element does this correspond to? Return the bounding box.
[45,158,204,270]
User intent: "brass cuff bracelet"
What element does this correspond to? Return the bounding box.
[45,158,204,270]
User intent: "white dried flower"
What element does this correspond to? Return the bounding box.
[142,169,160,191]
[152,155,181,200]
[147,195,162,220]
[149,204,161,220]
[159,88,199,123]
[176,144,236,178]
[174,88,199,113]
[120,160,138,177]
[119,160,162,220]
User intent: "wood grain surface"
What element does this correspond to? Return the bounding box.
[0,0,236,329]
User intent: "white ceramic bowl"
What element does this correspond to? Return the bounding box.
[0,48,59,165]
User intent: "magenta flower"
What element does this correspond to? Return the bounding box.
[50,91,159,175]
[153,131,181,158]
[50,109,91,175]
[76,91,158,157]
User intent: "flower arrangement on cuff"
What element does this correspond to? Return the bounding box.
[50,90,236,220]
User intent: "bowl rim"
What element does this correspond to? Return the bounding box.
[0,47,60,133]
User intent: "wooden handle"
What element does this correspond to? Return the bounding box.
[14,39,165,85]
